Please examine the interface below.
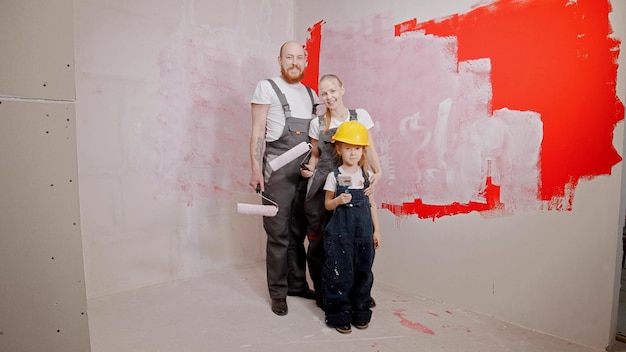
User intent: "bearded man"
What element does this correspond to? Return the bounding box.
[249,41,320,316]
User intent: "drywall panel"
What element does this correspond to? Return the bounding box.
[0,100,90,351]
[0,0,75,100]
[295,0,625,350]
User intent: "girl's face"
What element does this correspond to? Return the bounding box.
[337,143,364,167]
[318,78,344,110]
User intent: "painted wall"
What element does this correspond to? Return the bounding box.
[296,0,626,349]
[74,0,295,296]
[0,0,91,351]
[74,0,625,350]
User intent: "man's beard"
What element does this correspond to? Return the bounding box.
[281,65,304,84]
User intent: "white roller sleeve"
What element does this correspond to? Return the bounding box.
[237,203,279,217]
[268,142,311,171]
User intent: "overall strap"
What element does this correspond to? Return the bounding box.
[348,109,357,120]
[266,79,291,118]
[307,87,319,115]
[266,79,318,117]
[361,167,370,187]
[333,168,342,197]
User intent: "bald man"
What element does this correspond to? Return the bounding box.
[249,41,319,316]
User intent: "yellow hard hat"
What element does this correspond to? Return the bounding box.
[332,120,369,146]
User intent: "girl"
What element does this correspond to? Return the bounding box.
[322,121,381,334]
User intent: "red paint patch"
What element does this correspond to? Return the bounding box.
[303,20,324,93]
[385,0,623,217]
[393,310,435,335]
[395,18,419,36]
[384,176,504,219]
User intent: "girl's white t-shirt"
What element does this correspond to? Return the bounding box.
[309,108,374,140]
[251,77,318,142]
[324,166,373,192]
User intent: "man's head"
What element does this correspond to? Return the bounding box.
[278,41,306,84]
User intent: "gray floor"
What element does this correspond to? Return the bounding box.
[88,263,624,352]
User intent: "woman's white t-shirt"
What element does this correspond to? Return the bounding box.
[309,108,374,141]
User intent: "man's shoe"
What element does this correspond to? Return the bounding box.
[335,324,352,334]
[287,289,316,300]
[271,298,288,316]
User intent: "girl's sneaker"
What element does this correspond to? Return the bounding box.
[354,322,369,329]
[335,324,352,334]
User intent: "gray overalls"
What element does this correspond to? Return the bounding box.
[303,110,357,304]
[262,79,316,299]
[322,168,374,327]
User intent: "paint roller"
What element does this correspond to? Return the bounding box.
[236,186,279,217]
[237,142,311,216]
[269,141,312,171]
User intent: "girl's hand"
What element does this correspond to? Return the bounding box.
[337,192,352,205]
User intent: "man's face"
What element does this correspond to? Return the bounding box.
[279,44,306,84]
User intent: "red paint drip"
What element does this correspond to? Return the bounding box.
[402,0,623,208]
[383,176,504,219]
[393,310,435,335]
[303,20,324,93]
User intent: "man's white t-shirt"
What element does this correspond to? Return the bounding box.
[251,76,318,142]
[308,108,375,141]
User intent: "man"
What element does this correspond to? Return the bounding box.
[249,41,319,316]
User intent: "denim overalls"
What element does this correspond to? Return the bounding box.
[322,168,374,327]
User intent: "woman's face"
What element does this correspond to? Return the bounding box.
[318,78,344,110]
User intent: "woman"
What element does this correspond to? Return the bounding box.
[301,73,382,308]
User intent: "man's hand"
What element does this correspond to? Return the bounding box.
[249,170,264,192]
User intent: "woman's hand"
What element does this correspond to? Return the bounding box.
[373,230,381,249]
[364,172,382,196]
[300,163,314,178]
